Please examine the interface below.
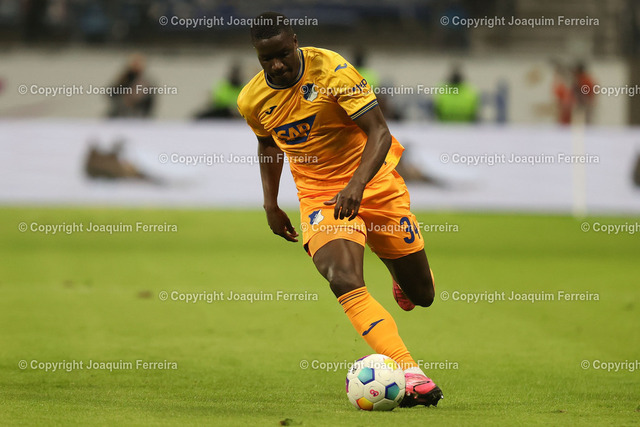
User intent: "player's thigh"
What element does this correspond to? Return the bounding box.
[300,197,368,297]
[300,199,367,257]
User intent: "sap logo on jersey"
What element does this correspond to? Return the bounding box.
[274,115,316,145]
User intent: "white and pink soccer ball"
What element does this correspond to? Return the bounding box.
[345,354,406,411]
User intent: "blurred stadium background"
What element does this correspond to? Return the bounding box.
[1,0,639,213]
[2,2,639,424]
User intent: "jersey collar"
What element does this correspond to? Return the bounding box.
[265,48,305,90]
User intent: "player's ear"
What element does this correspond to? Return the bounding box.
[292,34,298,48]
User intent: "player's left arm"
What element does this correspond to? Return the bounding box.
[324,106,391,220]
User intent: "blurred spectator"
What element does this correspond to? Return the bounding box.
[573,62,596,124]
[495,79,509,124]
[195,63,243,119]
[434,67,479,122]
[108,53,155,118]
[552,62,574,125]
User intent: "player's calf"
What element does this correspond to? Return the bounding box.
[391,271,435,309]
[381,251,436,308]
[406,281,435,307]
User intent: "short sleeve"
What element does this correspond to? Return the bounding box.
[237,97,271,138]
[325,56,378,121]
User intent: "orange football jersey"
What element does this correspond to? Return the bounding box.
[237,46,404,197]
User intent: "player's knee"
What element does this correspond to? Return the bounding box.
[410,275,435,307]
[327,270,364,298]
[414,287,435,307]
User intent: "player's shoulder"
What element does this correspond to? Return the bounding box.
[237,70,266,115]
[302,46,349,74]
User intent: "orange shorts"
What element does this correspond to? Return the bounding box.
[299,170,424,259]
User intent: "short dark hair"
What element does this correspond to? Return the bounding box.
[250,12,294,42]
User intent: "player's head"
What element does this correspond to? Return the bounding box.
[251,12,299,87]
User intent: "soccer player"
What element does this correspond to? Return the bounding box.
[237,12,443,407]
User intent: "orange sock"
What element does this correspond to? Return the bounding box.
[338,287,417,370]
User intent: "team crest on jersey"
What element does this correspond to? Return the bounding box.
[302,83,318,102]
[309,209,324,225]
[274,114,316,145]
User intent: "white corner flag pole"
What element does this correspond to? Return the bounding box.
[571,107,587,218]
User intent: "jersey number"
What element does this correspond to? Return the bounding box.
[400,216,421,244]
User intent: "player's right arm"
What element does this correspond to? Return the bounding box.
[258,136,299,242]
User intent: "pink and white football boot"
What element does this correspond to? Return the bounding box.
[401,372,443,407]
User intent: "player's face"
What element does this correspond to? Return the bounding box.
[254,32,299,86]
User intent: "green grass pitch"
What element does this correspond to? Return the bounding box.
[1,207,638,425]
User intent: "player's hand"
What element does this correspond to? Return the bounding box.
[324,182,365,221]
[265,206,299,242]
